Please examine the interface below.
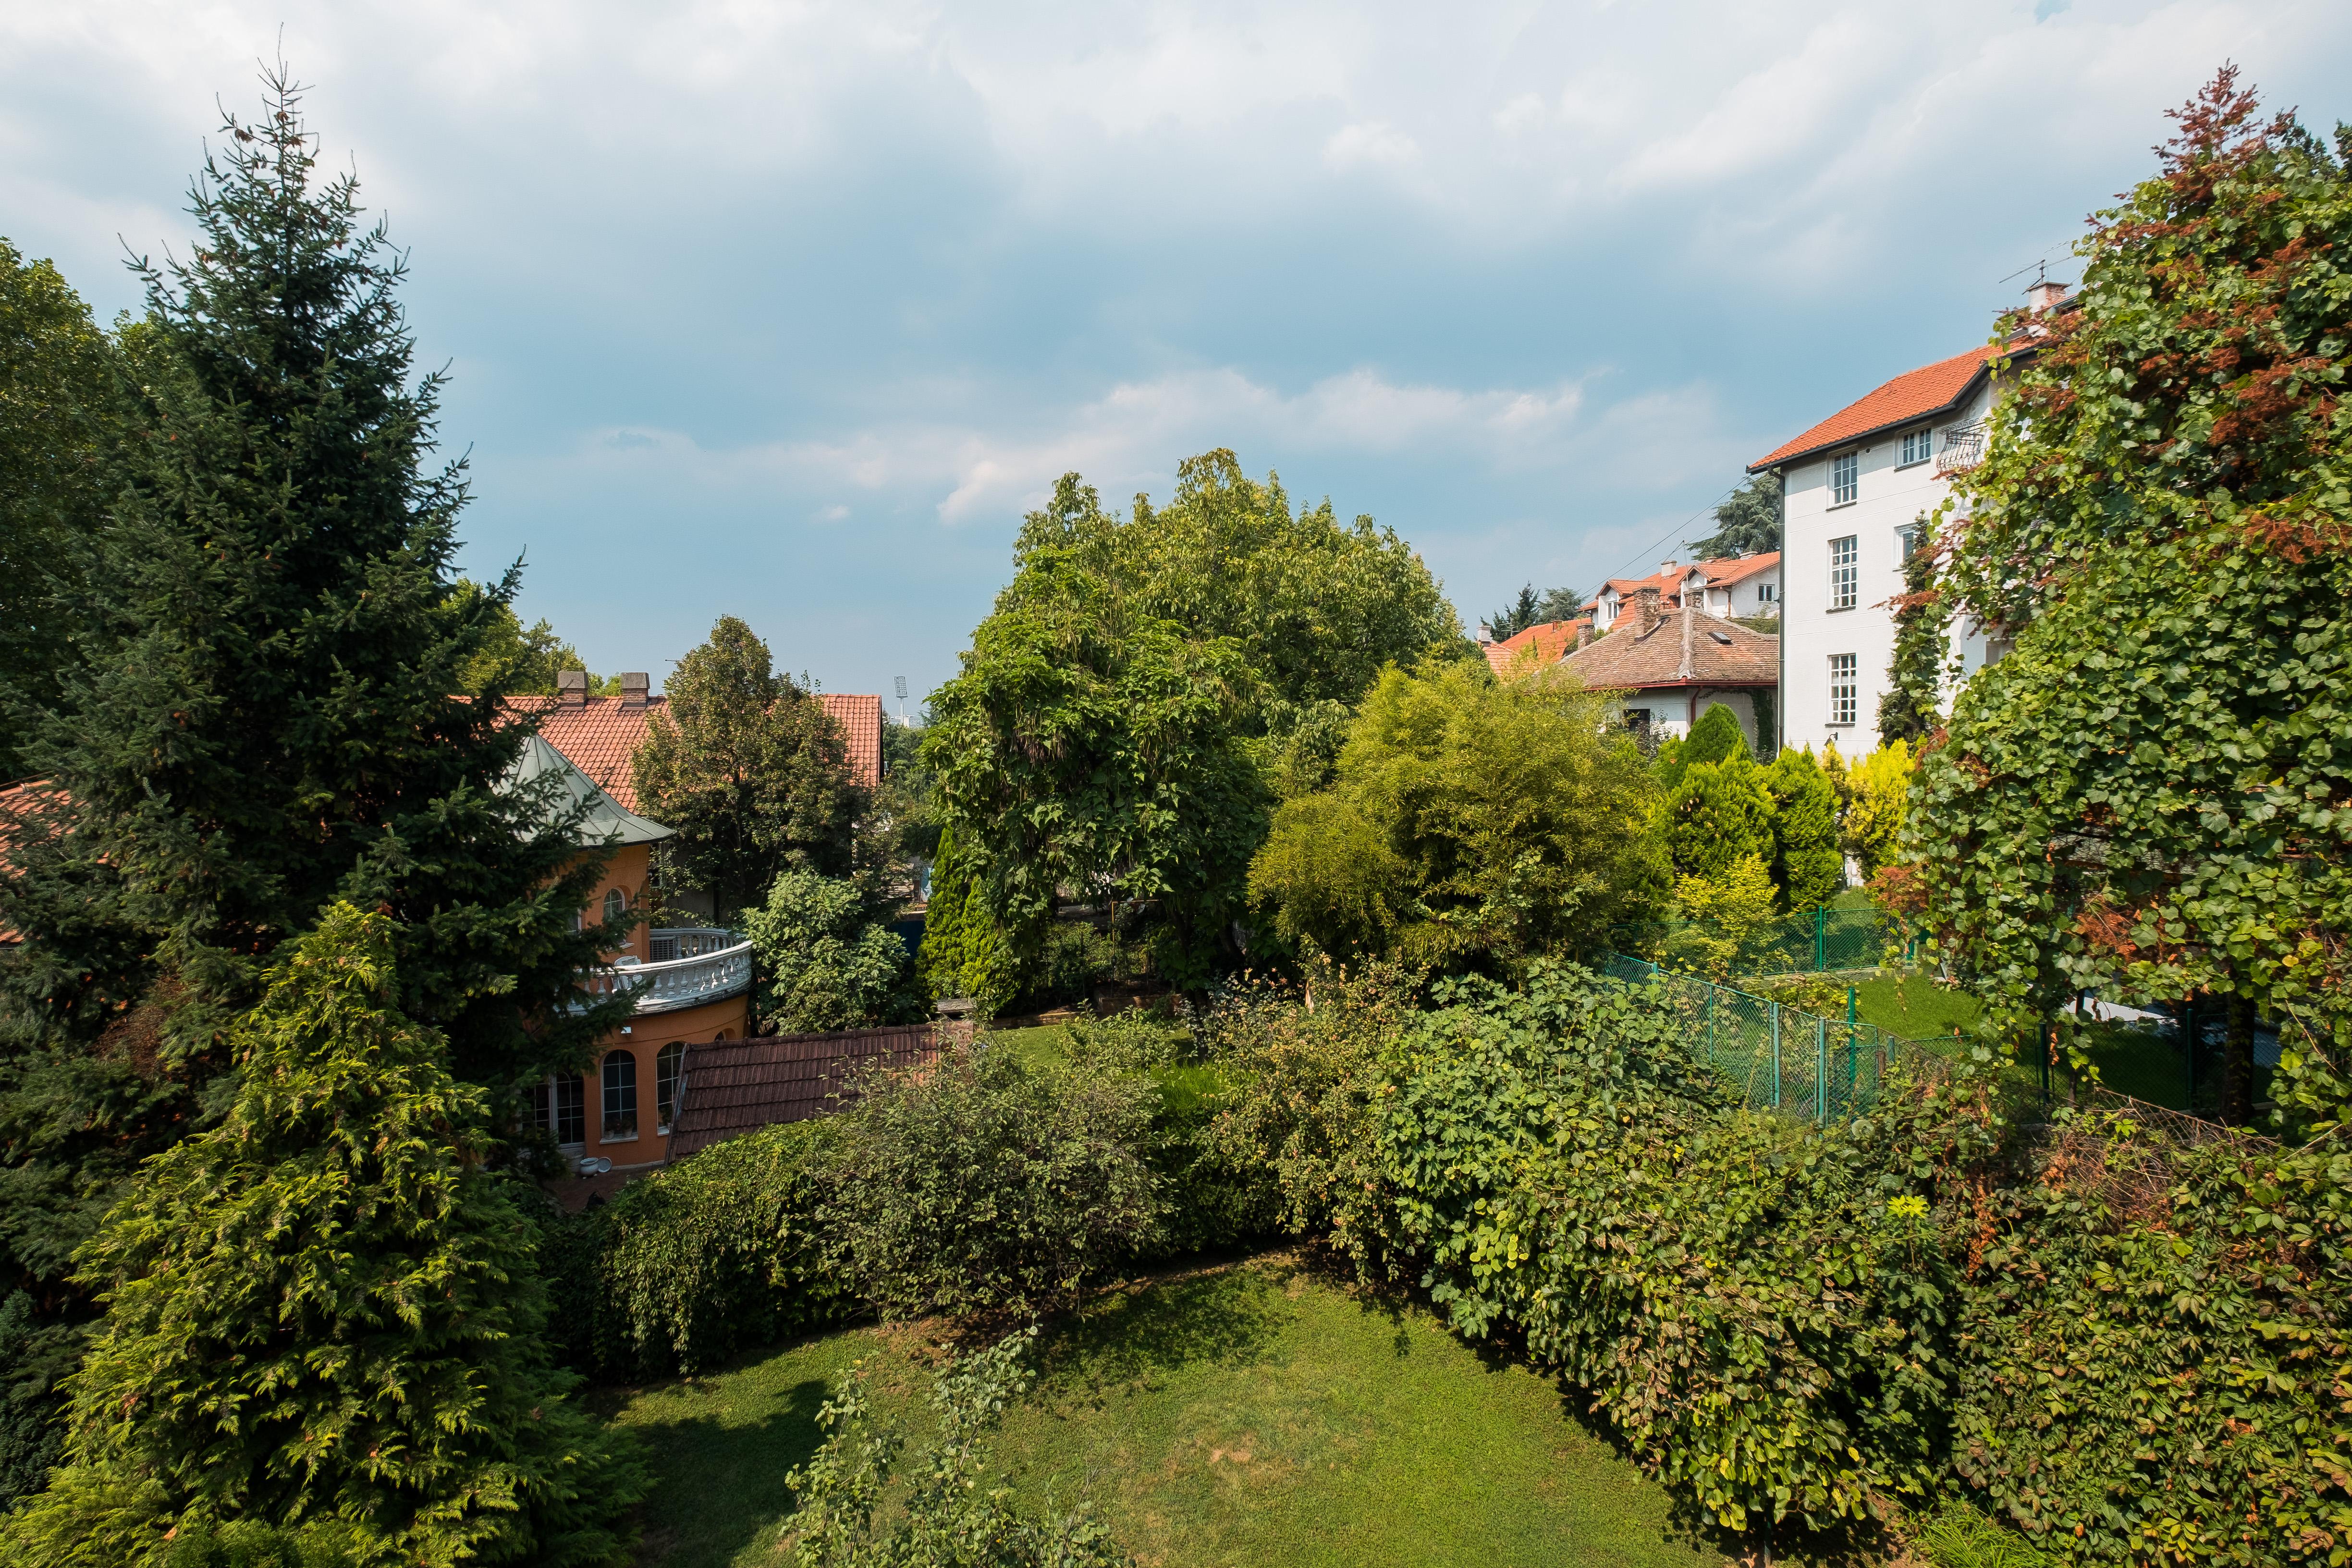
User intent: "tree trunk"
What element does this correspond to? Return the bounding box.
[2222,994,2256,1127]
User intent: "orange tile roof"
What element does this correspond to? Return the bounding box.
[819,694,884,791]
[1749,345,2018,472]
[1482,618,1592,677]
[1558,601,1778,691]
[1700,551,1780,587]
[506,690,887,808]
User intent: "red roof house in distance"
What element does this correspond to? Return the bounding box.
[1586,552,1782,634]
[1481,616,1593,678]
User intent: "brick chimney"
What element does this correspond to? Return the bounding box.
[1575,621,1592,650]
[620,672,650,710]
[557,669,588,707]
[2025,278,2069,313]
[1678,598,1697,680]
[1635,586,1662,635]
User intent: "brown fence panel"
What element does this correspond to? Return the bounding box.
[668,1024,943,1159]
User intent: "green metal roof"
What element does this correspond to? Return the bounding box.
[503,732,674,846]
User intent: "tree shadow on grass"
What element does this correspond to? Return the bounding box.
[624,1376,831,1568]
[1037,1262,1293,1406]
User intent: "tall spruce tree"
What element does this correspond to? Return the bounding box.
[0,74,623,1497]
[0,905,642,1566]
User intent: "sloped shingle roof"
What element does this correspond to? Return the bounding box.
[507,689,886,808]
[1556,602,1778,692]
[669,1025,940,1158]
[1481,618,1592,678]
[820,694,884,792]
[1700,551,1780,588]
[1748,345,2011,472]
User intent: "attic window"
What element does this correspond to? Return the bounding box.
[1708,631,1733,645]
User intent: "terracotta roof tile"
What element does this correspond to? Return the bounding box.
[1749,344,2015,472]
[820,693,884,790]
[1481,617,1592,677]
[1555,602,1778,691]
[668,1025,941,1158]
[1700,551,1780,588]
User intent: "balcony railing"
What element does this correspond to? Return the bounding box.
[1936,422,1985,476]
[573,927,752,1015]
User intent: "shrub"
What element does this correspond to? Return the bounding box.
[821,1048,1160,1318]
[782,1327,1127,1568]
[1841,740,1911,880]
[1659,852,1778,980]
[746,870,925,1033]
[915,827,1013,1015]
[1765,746,1845,909]
[1661,753,1773,882]
[1656,701,1750,790]
[551,1118,853,1380]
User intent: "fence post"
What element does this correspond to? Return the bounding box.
[1770,1001,1782,1108]
[1815,1017,1827,1121]
[1815,906,1826,971]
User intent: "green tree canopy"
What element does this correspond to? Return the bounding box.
[446,579,587,697]
[1764,747,1843,911]
[1684,471,1781,559]
[1904,71,2352,1120]
[0,241,117,780]
[0,904,641,1567]
[1483,584,1584,643]
[1247,662,1661,971]
[1657,701,1750,790]
[744,870,922,1033]
[630,616,866,923]
[1661,753,1773,884]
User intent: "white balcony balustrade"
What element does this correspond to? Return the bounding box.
[572,928,752,1014]
[1936,422,1986,476]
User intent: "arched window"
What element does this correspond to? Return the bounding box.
[655,1041,685,1134]
[552,1073,585,1146]
[602,888,625,927]
[601,1050,637,1140]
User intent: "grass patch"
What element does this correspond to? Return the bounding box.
[1850,973,1984,1041]
[604,1255,1717,1568]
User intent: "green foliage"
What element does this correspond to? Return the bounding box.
[1660,753,1773,882]
[914,829,1011,1014]
[0,905,641,1567]
[1951,1110,2352,1564]
[1878,536,1944,746]
[552,1118,852,1380]
[1842,740,1911,880]
[924,537,1268,992]
[782,1328,1128,1568]
[821,1048,1161,1319]
[746,870,925,1033]
[1765,747,1844,910]
[1685,471,1782,559]
[0,76,624,1486]
[1909,71,2352,1084]
[0,238,114,778]
[1248,662,1661,972]
[445,579,587,697]
[1483,583,1584,643]
[633,616,867,922]
[1660,853,1778,980]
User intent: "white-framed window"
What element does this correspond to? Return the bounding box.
[656,1041,685,1135]
[532,1072,586,1147]
[1830,451,1859,506]
[1830,536,1859,610]
[1896,524,1921,562]
[1900,429,1933,466]
[602,888,625,926]
[1756,582,1776,604]
[1829,654,1858,726]
[602,1049,638,1141]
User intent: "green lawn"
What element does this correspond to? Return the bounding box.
[604,1255,1719,1568]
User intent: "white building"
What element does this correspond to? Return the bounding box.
[1589,552,1781,632]
[1748,284,2065,751]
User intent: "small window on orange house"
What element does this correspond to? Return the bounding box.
[656,1042,684,1134]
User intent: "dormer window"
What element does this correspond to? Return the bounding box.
[1830,452,1859,506]
[1899,429,1933,467]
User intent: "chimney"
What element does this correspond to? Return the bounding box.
[1635,586,1662,635]
[1678,598,1697,680]
[620,672,650,710]
[2025,278,2069,313]
[556,669,588,707]
[1658,559,1678,579]
[1575,622,1592,650]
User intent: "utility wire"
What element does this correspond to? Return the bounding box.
[1593,482,1743,590]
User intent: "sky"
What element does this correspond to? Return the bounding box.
[6,1,2350,705]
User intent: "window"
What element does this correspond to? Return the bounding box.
[602,1050,638,1140]
[1829,654,1858,726]
[602,888,625,926]
[552,1072,585,1146]
[1623,708,1652,736]
[1896,524,1921,562]
[1829,536,1859,610]
[1756,582,1776,604]
[1900,428,1933,466]
[656,1042,685,1134]
[1829,451,1859,505]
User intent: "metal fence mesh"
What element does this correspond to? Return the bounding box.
[1609,905,1906,979]
[1598,954,1920,1123]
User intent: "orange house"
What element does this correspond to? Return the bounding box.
[508,733,751,1172]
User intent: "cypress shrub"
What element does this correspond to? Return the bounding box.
[1764,747,1845,911]
[1662,753,1773,882]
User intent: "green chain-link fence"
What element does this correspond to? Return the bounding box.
[1609,904,1906,980]
[1598,953,1926,1123]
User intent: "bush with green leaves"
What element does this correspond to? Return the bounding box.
[821,1048,1161,1319]
[782,1327,1127,1568]
[1765,747,1844,910]
[747,870,926,1033]
[549,1117,854,1380]
[1660,752,1774,883]
[0,904,640,1568]
[1654,701,1752,790]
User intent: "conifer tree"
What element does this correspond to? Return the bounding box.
[1654,701,1748,790]
[1764,748,1843,910]
[1661,755,1773,883]
[0,905,642,1567]
[0,72,622,1494]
